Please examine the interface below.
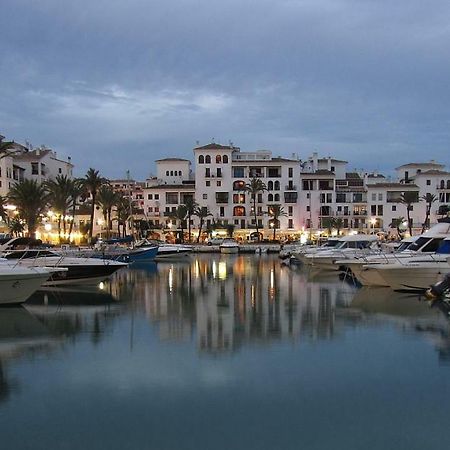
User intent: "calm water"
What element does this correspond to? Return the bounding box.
[1,255,450,450]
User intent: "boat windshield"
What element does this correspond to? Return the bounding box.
[322,240,340,248]
[437,239,450,254]
[408,237,432,252]
[396,241,412,252]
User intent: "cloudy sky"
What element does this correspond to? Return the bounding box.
[1,0,450,178]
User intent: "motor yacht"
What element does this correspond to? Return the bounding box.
[303,235,379,271]
[0,249,127,286]
[220,239,239,254]
[342,222,450,286]
[291,238,341,265]
[0,261,56,305]
[134,239,192,261]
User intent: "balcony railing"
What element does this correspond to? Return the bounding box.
[285,185,297,190]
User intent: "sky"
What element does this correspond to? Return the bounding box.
[1,0,450,179]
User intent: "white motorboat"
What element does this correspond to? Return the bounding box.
[367,237,450,291]
[342,222,450,286]
[1,249,127,286]
[219,239,239,254]
[292,238,341,265]
[303,235,379,271]
[0,262,54,305]
[134,239,192,261]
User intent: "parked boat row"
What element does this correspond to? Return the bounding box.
[288,220,450,293]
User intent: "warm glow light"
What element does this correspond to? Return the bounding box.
[218,261,227,280]
[44,223,52,231]
[99,282,105,290]
[168,267,173,292]
[370,217,377,225]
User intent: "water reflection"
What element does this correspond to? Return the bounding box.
[109,256,357,353]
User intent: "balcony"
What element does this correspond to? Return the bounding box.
[285,185,297,190]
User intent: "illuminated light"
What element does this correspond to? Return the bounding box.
[212,261,217,279]
[218,261,227,280]
[97,218,104,226]
[349,230,358,236]
[47,210,54,217]
[251,284,255,308]
[99,282,105,290]
[5,204,16,211]
[270,269,274,289]
[44,223,52,231]
[300,234,307,244]
[194,260,200,279]
[370,217,377,225]
[168,267,173,292]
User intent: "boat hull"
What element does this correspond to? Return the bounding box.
[376,264,450,292]
[0,270,51,305]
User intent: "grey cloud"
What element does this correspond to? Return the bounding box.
[1,0,450,177]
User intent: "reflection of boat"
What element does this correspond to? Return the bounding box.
[26,285,120,307]
[0,263,55,305]
[219,239,239,254]
[1,250,127,286]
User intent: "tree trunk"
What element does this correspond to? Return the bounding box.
[89,193,96,242]
[197,218,204,243]
[68,204,76,239]
[407,207,412,236]
[57,216,62,243]
[253,196,259,242]
[188,215,191,242]
[273,225,276,241]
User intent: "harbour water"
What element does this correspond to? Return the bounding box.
[1,254,450,449]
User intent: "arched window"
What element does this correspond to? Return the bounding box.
[205,155,211,164]
[179,171,182,176]
[223,155,229,163]
[274,181,280,190]
[233,180,246,191]
[268,181,273,190]
[170,171,174,176]
[166,171,169,176]
[447,180,450,189]
[216,155,222,163]
[275,193,280,201]
[441,180,445,189]
[198,155,204,164]
[268,193,274,202]
[233,206,246,216]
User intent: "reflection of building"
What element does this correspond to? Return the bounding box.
[118,256,356,353]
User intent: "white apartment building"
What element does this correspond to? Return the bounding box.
[13,146,73,183]
[137,143,450,241]
[143,158,195,235]
[193,143,301,240]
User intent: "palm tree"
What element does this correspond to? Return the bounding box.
[389,216,406,239]
[67,178,85,240]
[334,217,344,235]
[115,195,130,237]
[169,205,188,243]
[245,177,267,242]
[83,168,106,242]
[8,217,25,237]
[267,204,287,241]
[8,179,48,237]
[194,206,212,243]
[96,185,118,239]
[183,197,198,242]
[46,175,72,242]
[421,193,437,233]
[400,191,419,236]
